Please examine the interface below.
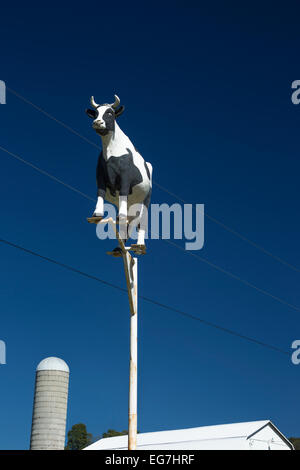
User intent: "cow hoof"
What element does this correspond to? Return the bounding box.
[131,244,146,255]
[116,216,129,225]
[106,247,123,257]
[87,214,103,224]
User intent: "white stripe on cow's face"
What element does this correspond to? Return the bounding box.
[92,106,135,158]
[92,105,115,133]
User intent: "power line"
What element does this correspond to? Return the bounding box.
[7,87,299,273]
[165,240,300,313]
[7,88,100,150]
[0,108,295,356]
[1,143,299,313]
[0,145,95,202]
[0,236,289,356]
[155,183,300,273]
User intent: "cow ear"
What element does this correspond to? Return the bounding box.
[115,105,125,118]
[86,108,97,119]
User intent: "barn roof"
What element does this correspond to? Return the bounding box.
[84,420,294,450]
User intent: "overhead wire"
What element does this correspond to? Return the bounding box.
[6,87,299,273]
[0,144,299,313]
[0,237,289,356]
[0,88,297,357]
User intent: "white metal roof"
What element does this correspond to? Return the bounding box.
[84,420,294,450]
[36,357,69,372]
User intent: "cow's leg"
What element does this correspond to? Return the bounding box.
[137,226,146,246]
[118,172,131,231]
[137,203,147,246]
[118,195,128,241]
[119,195,128,220]
[87,192,105,224]
[94,194,104,217]
[128,203,147,254]
[88,153,106,222]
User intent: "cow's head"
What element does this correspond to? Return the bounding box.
[86,95,125,135]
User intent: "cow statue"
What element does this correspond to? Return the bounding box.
[86,94,152,253]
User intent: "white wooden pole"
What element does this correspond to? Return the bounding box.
[128,261,137,450]
[100,219,139,450]
[122,253,138,450]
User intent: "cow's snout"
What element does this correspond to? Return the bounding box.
[93,119,105,129]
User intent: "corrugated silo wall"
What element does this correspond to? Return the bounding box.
[30,369,69,450]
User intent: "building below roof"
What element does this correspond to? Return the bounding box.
[84,420,294,451]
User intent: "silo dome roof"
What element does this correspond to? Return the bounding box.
[36,357,69,372]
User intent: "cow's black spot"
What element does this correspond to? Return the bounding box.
[102,108,115,132]
[115,105,125,118]
[96,128,110,136]
[96,149,143,198]
[86,108,97,119]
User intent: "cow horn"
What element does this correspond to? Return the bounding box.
[111,94,120,109]
[90,96,99,108]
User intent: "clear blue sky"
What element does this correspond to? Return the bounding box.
[0,1,299,449]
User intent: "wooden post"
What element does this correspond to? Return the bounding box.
[100,218,139,450]
[122,253,138,450]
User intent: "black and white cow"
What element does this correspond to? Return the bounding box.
[86,94,152,248]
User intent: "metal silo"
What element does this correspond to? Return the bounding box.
[30,357,70,450]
